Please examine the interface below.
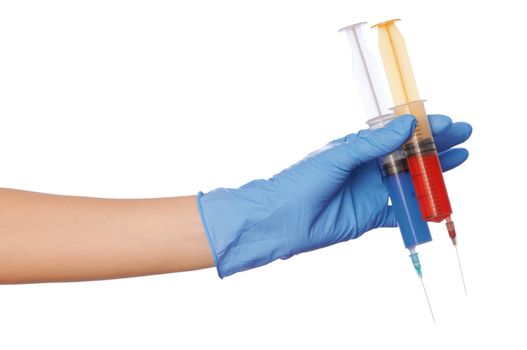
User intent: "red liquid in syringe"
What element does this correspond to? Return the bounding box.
[406,151,452,223]
[392,100,457,242]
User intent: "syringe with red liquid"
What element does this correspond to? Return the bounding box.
[373,19,467,295]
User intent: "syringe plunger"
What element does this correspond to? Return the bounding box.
[339,23,391,119]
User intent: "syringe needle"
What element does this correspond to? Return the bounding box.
[446,217,467,295]
[454,244,468,296]
[420,277,436,323]
[409,249,434,322]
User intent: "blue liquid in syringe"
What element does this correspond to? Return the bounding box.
[385,171,432,248]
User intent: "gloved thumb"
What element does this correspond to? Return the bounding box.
[340,114,416,169]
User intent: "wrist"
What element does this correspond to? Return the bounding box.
[197,180,289,278]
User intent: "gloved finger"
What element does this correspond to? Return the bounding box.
[381,206,398,228]
[331,114,450,146]
[428,114,452,136]
[339,115,416,169]
[438,148,469,172]
[434,122,473,153]
[356,207,398,235]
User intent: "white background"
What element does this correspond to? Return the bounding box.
[0,1,525,349]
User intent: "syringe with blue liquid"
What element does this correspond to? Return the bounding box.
[339,23,435,321]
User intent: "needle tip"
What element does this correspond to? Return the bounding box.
[419,277,435,323]
[454,245,468,296]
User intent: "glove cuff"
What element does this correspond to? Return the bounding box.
[196,191,220,272]
[196,181,290,278]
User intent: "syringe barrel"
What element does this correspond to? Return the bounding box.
[392,100,453,222]
[374,19,455,224]
[367,114,432,248]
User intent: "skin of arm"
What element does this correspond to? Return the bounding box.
[0,188,214,284]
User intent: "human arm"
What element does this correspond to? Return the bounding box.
[0,114,471,284]
[0,190,213,284]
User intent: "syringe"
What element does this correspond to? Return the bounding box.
[373,19,467,295]
[339,23,435,320]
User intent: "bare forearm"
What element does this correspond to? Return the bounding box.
[0,188,214,284]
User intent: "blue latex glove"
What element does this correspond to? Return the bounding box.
[198,114,472,278]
